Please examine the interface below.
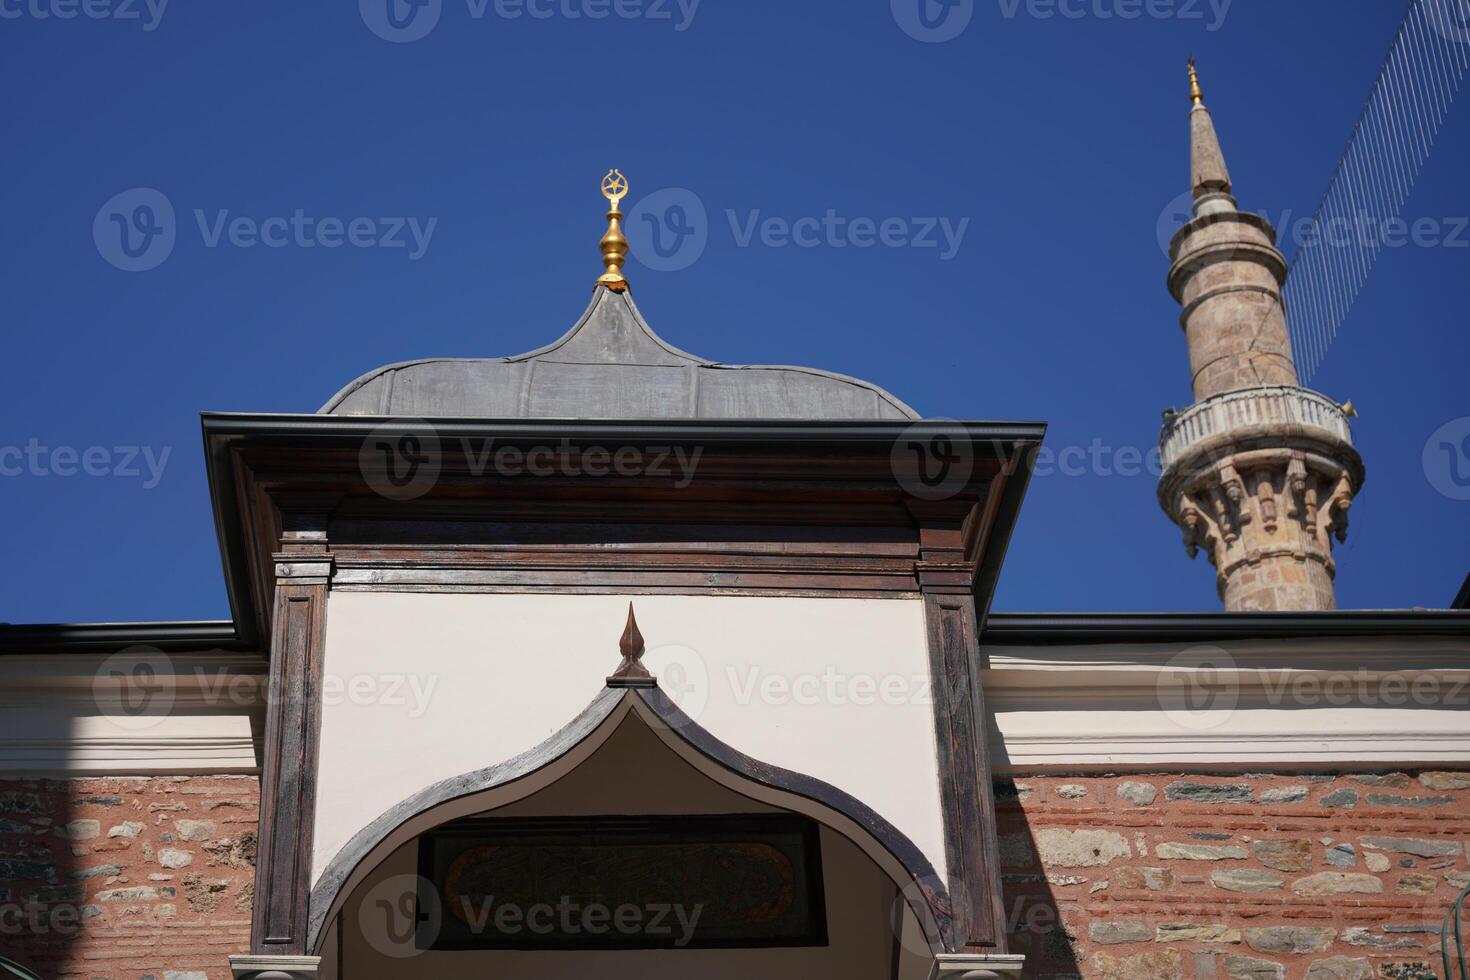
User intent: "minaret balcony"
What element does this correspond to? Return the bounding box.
[1157,384,1365,612]
[1160,385,1355,475]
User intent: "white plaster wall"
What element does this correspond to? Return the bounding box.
[0,653,262,775]
[312,592,945,887]
[323,719,926,978]
[982,636,1470,771]
[8,631,1467,785]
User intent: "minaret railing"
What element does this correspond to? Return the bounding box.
[1160,385,1354,472]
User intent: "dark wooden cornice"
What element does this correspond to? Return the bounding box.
[201,413,1048,649]
[8,610,1468,657]
[201,413,1049,446]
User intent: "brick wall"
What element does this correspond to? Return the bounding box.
[998,771,1470,979]
[0,776,258,979]
[6,770,1470,978]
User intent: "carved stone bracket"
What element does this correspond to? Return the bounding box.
[1163,444,1359,611]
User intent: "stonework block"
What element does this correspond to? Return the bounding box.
[0,775,259,979]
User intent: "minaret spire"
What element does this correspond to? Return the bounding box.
[1158,64,1364,612]
[1188,59,1233,212]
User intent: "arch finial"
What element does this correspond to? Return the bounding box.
[607,602,655,687]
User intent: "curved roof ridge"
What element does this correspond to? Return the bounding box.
[502,287,712,366]
[319,286,921,420]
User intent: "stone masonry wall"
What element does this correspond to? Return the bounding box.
[8,770,1470,978]
[998,771,1470,979]
[0,776,258,979]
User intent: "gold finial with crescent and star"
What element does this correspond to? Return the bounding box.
[598,169,630,291]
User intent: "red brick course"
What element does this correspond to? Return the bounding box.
[0,776,258,979]
[998,771,1470,979]
[5,770,1468,978]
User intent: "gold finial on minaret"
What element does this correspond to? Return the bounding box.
[1188,57,1204,106]
[598,169,630,292]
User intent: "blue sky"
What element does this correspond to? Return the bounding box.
[1,0,1466,623]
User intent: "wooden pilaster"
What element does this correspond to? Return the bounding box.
[250,505,333,956]
[911,500,1008,953]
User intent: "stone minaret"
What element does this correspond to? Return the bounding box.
[1158,62,1365,611]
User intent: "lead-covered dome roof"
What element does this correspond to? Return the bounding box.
[320,287,919,420]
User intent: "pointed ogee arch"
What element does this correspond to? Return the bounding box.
[306,685,954,955]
